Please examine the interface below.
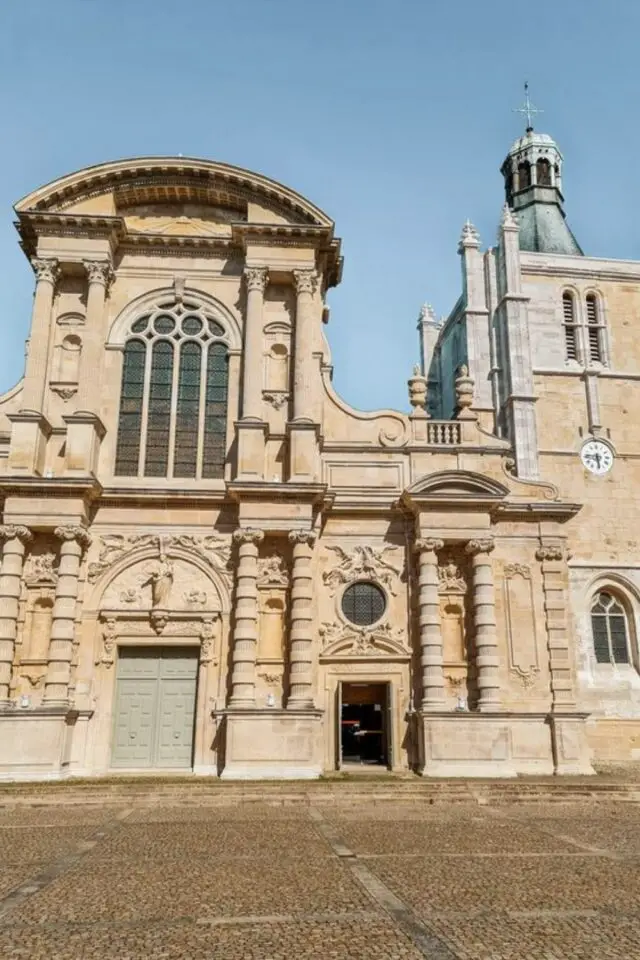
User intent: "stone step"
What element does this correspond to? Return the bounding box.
[2,777,640,807]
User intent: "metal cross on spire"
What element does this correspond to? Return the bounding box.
[514,82,543,131]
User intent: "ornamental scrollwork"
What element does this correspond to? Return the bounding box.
[233,528,265,547]
[257,554,289,587]
[87,532,232,584]
[466,537,495,557]
[288,530,317,548]
[200,615,219,665]
[84,260,114,289]
[438,562,467,595]
[536,545,569,563]
[319,620,407,659]
[322,543,402,595]
[0,525,33,545]
[55,525,92,550]
[504,563,531,579]
[414,538,444,555]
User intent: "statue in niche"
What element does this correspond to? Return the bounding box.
[144,541,174,609]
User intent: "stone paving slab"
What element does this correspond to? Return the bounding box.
[323,819,579,855]
[84,820,332,861]
[2,795,640,958]
[425,914,640,960]
[2,917,424,960]
[366,853,640,916]
[12,856,374,924]
[0,826,100,864]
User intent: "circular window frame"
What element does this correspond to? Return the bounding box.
[337,580,388,629]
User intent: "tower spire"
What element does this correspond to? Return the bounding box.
[514,81,543,132]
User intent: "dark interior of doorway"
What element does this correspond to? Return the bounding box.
[340,682,388,767]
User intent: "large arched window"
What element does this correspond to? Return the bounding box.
[591,591,631,665]
[115,300,229,479]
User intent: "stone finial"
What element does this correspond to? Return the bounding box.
[458,220,481,251]
[500,202,519,231]
[418,303,438,325]
[454,364,477,421]
[408,367,428,415]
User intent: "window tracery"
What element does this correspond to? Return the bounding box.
[115,299,229,479]
[591,591,631,665]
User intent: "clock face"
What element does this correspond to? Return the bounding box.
[581,440,614,475]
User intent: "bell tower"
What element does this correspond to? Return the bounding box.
[500,84,582,255]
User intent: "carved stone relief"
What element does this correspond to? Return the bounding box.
[257,554,289,587]
[87,532,232,585]
[320,620,408,659]
[322,544,403,595]
[24,553,58,587]
[437,561,466,595]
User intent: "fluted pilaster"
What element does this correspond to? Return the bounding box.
[229,528,264,705]
[22,258,60,411]
[287,530,317,708]
[76,260,113,409]
[292,270,318,421]
[242,268,268,419]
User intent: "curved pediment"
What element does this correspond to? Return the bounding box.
[14,156,333,228]
[404,470,510,502]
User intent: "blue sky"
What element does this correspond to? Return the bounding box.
[0,0,638,411]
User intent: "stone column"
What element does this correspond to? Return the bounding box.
[229,528,264,706]
[22,258,60,411]
[414,538,445,710]
[536,544,576,709]
[287,530,317,708]
[0,526,33,705]
[76,260,113,408]
[43,526,91,706]
[466,537,500,711]
[292,270,318,421]
[242,268,268,420]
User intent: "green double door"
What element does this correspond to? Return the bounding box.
[112,647,199,769]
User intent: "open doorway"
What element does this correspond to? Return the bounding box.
[339,682,390,768]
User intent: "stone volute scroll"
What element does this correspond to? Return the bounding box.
[43,525,92,706]
[465,537,500,711]
[0,525,33,705]
[229,528,264,706]
[287,530,317,708]
[414,538,445,710]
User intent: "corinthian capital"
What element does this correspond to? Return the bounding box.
[31,258,60,285]
[232,527,265,546]
[55,525,92,550]
[288,530,317,548]
[466,537,495,557]
[414,538,444,555]
[0,525,33,545]
[243,267,269,294]
[536,545,566,563]
[84,259,114,289]
[293,269,318,296]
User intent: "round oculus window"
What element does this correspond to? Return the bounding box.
[341,582,386,627]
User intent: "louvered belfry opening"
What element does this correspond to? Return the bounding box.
[115,300,229,480]
[586,294,603,363]
[562,292,578,361]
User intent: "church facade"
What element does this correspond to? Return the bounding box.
[0,125,639,780]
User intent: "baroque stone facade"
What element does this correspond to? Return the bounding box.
[0,128,636,779]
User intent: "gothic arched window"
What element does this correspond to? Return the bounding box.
[115,300,229,479]
[591,591,631,665]
[562,291,578,361]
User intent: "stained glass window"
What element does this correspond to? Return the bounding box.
[202,342,228,479]
[115,299,229,480]
[115,339,145,476]
[341,582,386,627]
[591,592,630,665]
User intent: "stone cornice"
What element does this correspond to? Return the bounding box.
[0,477,102,500]
[16,212,125,258]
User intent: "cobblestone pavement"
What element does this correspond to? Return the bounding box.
[1,797,640,958]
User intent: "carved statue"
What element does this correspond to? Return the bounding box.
[144,547,174,609]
